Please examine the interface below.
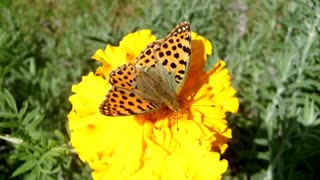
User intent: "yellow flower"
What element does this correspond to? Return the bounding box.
[68,27,239,180]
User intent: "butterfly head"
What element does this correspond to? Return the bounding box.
[166,97,180,113]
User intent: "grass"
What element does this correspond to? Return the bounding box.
[0,0,319,179]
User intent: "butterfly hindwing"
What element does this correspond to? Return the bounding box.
[99,86,160,116]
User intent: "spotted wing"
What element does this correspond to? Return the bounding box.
[107,63,138,90]
[99,86,160,116]
[100,63,161,116]
[135,21,192,94]
[154,21,191,93]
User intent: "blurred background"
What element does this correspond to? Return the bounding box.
[0,0,319,179]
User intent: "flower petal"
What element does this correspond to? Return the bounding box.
[120,29,156,63]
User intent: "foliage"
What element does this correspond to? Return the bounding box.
[0,0,319,179]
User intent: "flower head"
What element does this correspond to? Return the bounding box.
[68,26,239,179]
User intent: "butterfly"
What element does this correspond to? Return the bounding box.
[100,22,192,116]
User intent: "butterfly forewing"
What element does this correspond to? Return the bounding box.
[108,63,138,90]
[135,45,158,70]
[154,22,191,93]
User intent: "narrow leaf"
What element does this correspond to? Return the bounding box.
[11,159,37,177]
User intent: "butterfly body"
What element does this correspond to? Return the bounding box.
[134,61,180,112]
[100,22,191,116]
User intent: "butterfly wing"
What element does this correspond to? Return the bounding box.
[100,63,161,116]
[153,21,192,94]
[134,21,191,94]
[99,86,160,116]
[107,63,138,90]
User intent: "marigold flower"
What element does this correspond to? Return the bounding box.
[68,26,239,179]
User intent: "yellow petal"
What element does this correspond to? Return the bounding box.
[120,29,156,63]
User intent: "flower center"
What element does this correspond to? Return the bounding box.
[135,97,191,127]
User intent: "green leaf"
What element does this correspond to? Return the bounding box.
[11,159,37,177]
[22,106,41,127]
[18,101,28,118]
[257,152,270,161]
[0,28,9,46]
[0,111,16,118]
[254,138,268,146]
[0,121,19,128]
[299,98,320,126]
[3,89,18,113]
